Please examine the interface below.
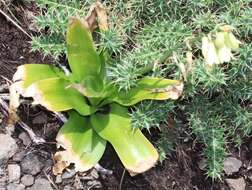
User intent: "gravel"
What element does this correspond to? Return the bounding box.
[18,132,31,146]
[226,178,246,190]
[7,164,21,183]
[0,134,18,164]
[27,178,53,190]
[224,157,242,175]
[55,175,62,184]
[6,183,25,190]
[12,151,25,162]
[62,169,76,179]
[21,154,44,175]
[21,175,34,186]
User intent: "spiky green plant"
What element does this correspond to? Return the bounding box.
[29,0,252,180]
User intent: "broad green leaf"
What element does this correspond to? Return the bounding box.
[91,103,159,176]
[13,64,64,94]
[68,75,104,98]
[67,18,101,81]
[24,77,94,115]
[110,77,183,106]
[54,111,106,174]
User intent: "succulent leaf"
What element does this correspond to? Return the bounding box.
[24,77,94,115]
[67,18,102,81]
[91,103,159,176]
[53,111,106,174]
[13,64,64,94]
[110,77,183,106]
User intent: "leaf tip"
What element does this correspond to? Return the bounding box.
[127,153,159,176]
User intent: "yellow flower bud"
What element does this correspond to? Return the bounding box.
[214,32,226,49]
[224,32,241,50]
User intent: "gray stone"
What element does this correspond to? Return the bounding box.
[12,151,25,162]
[28,178,53,190]
[226,178,246,190]
[21,154,44,175]
[7,164,21,183]
[62,169,76,179]
[224,157,242,175]
[198,159,207,170]
[6,183,25,190]
[18,132,31,146]
[0,134,18,164]
[21,175,34,186]
[44,159,53,169]
[55,175,62,184]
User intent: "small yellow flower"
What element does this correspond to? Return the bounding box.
[224,32,241,50]
[214,32,226,49]
[202,29,240,66]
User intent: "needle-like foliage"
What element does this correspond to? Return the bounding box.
[30,0,252,179]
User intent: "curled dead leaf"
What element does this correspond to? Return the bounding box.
[8,83,20,127]
[84,1,108,32]
[149,82,184,100]
[94,2,108,31]
[84,3,97,31]
[52,152,70,175]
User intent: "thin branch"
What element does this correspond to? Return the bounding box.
[119,169,126,190]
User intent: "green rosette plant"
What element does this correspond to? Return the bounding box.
[12,18,183,176]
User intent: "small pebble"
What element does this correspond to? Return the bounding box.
[21,175,34,186]
[12,151,25,162]
[21,154,44,175]
[55,175,62,184]
[224,157,242,175]
[62,169,76,179]
[7,164,21,183]
[27,178,53,190]
[18,132,31,146]
[226,178,246,190]
[198,159,206,170]
[0,134,18,164]
[6,183,25,190]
